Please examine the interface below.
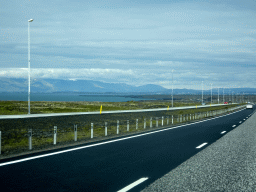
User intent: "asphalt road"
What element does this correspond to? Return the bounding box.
[0,106,253,192]
[141,105,256,192]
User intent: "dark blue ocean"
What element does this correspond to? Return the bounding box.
[0,92,154,102]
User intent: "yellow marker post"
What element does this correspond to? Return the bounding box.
[210,104,211,107]
[196,105,197,109]
[167,106,169,110]
[100,105,102,114]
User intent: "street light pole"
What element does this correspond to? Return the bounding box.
[223,88,224,103]
[28,19,33,114]
[218,87,219,104]
[202,81,203,105]
[229,89,231,101]
[211,83,212,104]
[232,91,233,103]
[172,69,173,108]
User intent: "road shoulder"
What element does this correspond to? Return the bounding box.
[141,111,256,191]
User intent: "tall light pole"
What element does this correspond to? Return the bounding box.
[232,91,234,103]
[223,88,224,103]
[28,19,33,114]
[172,69,174,108]
[218,87,219,104]
[229,89,231,101]
[211,83,212,104]
[202,81,203,105]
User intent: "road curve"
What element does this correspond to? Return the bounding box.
[141,106,256,191]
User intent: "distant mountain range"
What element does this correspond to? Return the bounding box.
[0,78,256,95]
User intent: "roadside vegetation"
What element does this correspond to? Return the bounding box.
[0,99,247,115]
[0,97,248,158]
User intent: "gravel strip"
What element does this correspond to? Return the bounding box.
[141,111,256,192]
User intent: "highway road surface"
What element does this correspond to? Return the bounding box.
[0,105,254,192]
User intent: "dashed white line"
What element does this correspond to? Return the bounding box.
[196,142,208,149]
[239,121,242,123]
[0,107,244,167]
[221,131,226,134]
[232,125,236,128]
[243,119,246,120]
[117,177,148,192]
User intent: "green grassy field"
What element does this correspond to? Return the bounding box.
[0,100,240,115]
[0,100,245,158]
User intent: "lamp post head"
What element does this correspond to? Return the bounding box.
[28,19,34,22]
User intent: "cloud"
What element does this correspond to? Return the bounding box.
[0,68,136,80]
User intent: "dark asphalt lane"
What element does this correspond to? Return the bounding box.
[0,106,253,192]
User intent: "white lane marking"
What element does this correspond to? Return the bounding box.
[0,107,244,167]
[246,117,248,118]
[243,119,246,120]
[0,122,196,167]
[232,125,236,127]
[117,177,148,192]
[196,142,208,149]
[221,131,226,134]
[239,121,242,123]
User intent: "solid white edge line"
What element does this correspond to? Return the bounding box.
[0,123,189,167]
[117,177,148,192]
[0,107,244,167]
[196,142,208,149]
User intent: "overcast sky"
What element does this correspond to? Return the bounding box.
[1,0,256,90]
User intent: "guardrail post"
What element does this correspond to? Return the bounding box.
[177,116,179,123]
[156,117,158,127]
[74,125,77,141]
[127,120,129,131]
[190,114,191,120]
[105,122,107,136]
[162,116,164,126]
[172,115,174,124]
[54,126,57,145]
[167,116,169,125]
[91,123,93,138]
[28,129,32,150]
[117,120,119,134]
[144,118,146,129]
[136,119,138,129]
[181,115,183,122]
[150,117,152,128]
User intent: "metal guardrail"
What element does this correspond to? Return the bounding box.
[0,105,246,155]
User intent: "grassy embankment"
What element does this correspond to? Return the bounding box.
[0,100,205,115]
[0,100,244,156]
